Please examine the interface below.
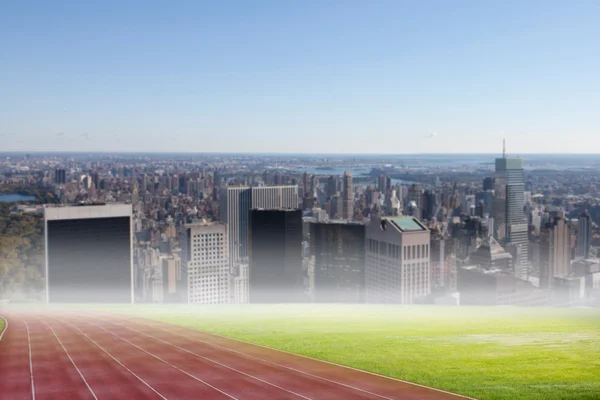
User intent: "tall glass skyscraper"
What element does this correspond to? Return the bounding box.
[493,157,529,278]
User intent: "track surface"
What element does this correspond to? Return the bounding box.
[0,311,472,400]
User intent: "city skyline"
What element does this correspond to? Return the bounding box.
[2,1,600,154]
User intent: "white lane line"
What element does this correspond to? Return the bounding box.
[83,320,239,400]
[39,319,98,400]
[139,317,477,400]
[115,317,397,400]
[0,316,8,342]
[24,321,36,400]
[59,318,168,400]
[107,319,313,400]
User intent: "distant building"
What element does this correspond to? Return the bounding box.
[180,222,229,304]
[458,265,549,306]
[577,210,592,259]
[161,256,182,302]
[539,214,571,289]
[249,209,304,303]
[309,221,366,303]
[341,171,354,220]
[366,216,431,304]
[54,169,66,184]
[44,203,133,303]
[469,237,513,271]
[407,184,425,219]
[483,177,495,191]
[493,156,529,278]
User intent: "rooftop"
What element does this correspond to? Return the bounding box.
[387,217,427,232]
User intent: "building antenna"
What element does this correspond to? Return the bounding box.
[503,138,506,158]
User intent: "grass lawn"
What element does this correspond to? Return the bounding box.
[115,304,600,400]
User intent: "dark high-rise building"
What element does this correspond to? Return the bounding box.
[91,172,99,189]
[54,169,66,184]
[378,175,387,193]
[342,171,354,220]
[326,176,336,197]
[220,185,299,264]
[249,209,304,303]
[309,221,366,303]
[476,190,494,217]
[44,204,133,303]
[483,177,495,191]
[493,155,528,278]
[302,172,310,196]
[577,210,592,259]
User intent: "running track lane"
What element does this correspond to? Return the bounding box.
[2,311,474,400]
[80,315,393,400]
[0,315,32,400]
[88,311,473,400]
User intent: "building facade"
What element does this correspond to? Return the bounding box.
[248,209,304,303]
[220,185,298,265]
[493,157,529,278]
[366,216,431,304]
[180,222,229,304]
[44,203,133,303]
[309,221,366,303]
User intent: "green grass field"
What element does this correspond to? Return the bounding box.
[118,304,600,400]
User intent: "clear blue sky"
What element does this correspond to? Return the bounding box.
[2,0,599,154]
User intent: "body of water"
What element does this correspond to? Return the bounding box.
[0,194,37,203]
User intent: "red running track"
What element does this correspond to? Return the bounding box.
[0,311,474,400]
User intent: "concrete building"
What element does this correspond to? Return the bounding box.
[493,156,529,278]
[231,262,249,304]
[44,203,133,303]
[248,209,304,303]
[309,221,366,303]
[366,216,431,304]
[180,222,229,304]
[220,185,299,265]
[539,214,571,289]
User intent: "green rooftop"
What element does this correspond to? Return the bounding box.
[388,217,426,232]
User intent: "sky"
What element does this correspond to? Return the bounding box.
[1,0,599,154]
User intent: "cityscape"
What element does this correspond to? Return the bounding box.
[2,1,600,399]
[1,150,599,307]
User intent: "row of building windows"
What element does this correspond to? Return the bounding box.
[367,239,430,261]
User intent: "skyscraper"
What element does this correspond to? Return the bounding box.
[577,210,592,259]
[309,221,366,303]
[342,171,354,220]
[220,185,298,264]
[180,222,229,304]
[539,213,571,289]
[326,176,336,197]
[408,184,425,219]
[366,216,431,304]
[44,203,133,303]
[493,151,529,278]
[248,209,304,303]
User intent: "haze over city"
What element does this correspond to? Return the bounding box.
[2,0,600,154]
